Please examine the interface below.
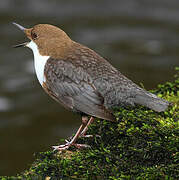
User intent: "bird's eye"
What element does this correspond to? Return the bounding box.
[31,32,38,40]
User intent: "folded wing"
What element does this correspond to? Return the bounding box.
[43,58,115,121]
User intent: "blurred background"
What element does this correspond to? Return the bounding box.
[0,0,179,176]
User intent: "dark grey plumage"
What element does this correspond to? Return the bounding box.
[13,22,170,151]
[44,42,169,121]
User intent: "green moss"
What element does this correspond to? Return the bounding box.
[1,68,179,180]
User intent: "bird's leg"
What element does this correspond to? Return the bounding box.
[80,117,100,138]
[52,116,90,151]
[80,116,94,137]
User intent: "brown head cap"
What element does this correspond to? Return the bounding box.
[25,24,73,59]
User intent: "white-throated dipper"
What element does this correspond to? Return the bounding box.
[13,23,169,151]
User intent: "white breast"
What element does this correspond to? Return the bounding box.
[26,41,49,85]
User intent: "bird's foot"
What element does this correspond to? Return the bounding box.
[52,139,90,151]
[52,142,71,151]
[80,134,101,138]
[73,143,90,149]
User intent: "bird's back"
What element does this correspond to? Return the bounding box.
[67,42,169,112]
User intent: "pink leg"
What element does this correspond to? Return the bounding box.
[52,116,90,151]
[80,117,95,137]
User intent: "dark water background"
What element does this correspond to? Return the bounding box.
[0,0,179,176]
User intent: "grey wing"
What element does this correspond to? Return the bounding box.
[44,58,115,121]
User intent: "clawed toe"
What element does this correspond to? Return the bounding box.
[52,139,90,151]
[52,144,69,151]
[80,134,101,138]
[73,143,90,149]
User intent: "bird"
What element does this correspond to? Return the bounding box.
[13,22,169,151]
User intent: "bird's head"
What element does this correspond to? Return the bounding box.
[13,22,72,58]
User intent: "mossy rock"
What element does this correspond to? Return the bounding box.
[2,68,179,180]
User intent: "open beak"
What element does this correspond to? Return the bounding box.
[12,22,26,32]
[12,42,28,48]
[13,22,29,48]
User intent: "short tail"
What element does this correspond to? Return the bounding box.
[134,92,169,112]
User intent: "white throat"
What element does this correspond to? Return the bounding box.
[26,41,49,85]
